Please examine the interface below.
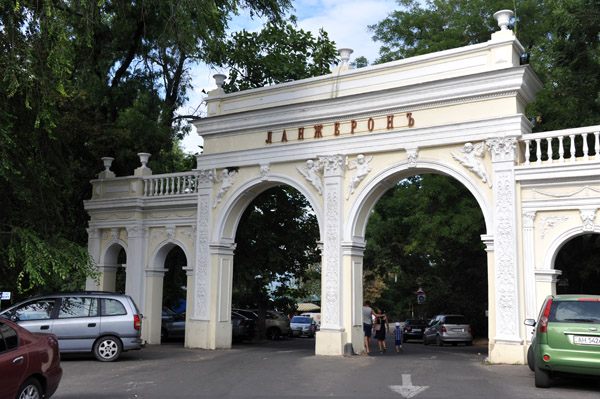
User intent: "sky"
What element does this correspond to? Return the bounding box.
[179,0,398,154]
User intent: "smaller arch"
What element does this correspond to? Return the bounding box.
[542,225,598,271]
[100,239,128,266]
[213,173,324,243]
[149,238,192,271]
[344,158,493,241]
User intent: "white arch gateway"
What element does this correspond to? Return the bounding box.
[84,13,600,364]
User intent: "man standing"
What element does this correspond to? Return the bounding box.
[362,300,379,354]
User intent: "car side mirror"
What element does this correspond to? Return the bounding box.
[524,319,536,327]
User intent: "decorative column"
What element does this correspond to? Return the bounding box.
[522,210,537,342]
[341,240,367,355]
[85,227,102,290]
[316,155,345,356]
[145,267,168,344]
[209,241,235,349]
[486,137,523,363]
[124,224,148,341]
[187,169,216,349]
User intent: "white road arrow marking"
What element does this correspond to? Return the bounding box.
[389,374,429,398]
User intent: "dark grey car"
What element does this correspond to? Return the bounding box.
[0,292,144,361]
[423,314,473,346]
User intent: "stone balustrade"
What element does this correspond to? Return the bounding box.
[143,172,200,196]
[521,125,600,165]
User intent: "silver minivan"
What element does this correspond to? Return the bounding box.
[423,314,473,346]
[0,292,143,361]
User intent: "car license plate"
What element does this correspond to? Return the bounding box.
[452,328,464,332]
[573,336,600,346]
[413,329,421,332]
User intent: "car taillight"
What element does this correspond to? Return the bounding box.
[468,327,472,334]
[539,299,553,334]
[134,314,141,331]
[578,298,600,301]
[442,326,447,333]
[405,327,411,332]
[240,319,245,326]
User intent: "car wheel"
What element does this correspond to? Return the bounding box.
[17,377,42,399]
[534,365,551,388]
[527,345,535,372]
[94,336,122,362]
[266,327,280,340]
[436,335,444,346]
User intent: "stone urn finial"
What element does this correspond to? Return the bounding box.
[213,74,226,89]
[101,157,114,172]
[338,48,353,65]
[493,10,514,31]
[137,152,151,168]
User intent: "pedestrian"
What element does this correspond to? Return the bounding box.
[362,300,380,354]
[374,309,389,354]
[393,321,403,353]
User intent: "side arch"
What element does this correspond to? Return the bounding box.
[213,174,324,243]
[542,226,593,271]
[100,239,128,266]
[345,158,493,242]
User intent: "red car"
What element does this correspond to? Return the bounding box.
[0,318,62,399]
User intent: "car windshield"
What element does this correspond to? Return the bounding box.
[444,316,466,324]
[291,316,310,324]
[550,300,600,323]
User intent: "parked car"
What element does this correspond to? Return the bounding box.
[231,311,255,342]
[0,318,63,399]
[525,294,600,388]
[403,319,428,342]
[234,309,291,340]
[290,316,315,338]
[0,292,144,361]
[423,314,473,346]
[162,307,185,341]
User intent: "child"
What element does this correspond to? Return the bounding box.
[393,322,403,353]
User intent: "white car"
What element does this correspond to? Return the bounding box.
[290,316,315,338]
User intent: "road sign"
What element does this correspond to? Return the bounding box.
[417,294,426,304]
[1,292,11,300]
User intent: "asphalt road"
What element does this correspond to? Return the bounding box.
[53,334,600,399]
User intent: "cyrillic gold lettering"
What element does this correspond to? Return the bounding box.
[314,124,323,139]
[367,118,375,132]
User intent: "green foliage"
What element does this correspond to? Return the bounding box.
[2,227,100,303]
[364,175,488,335]
[369,0,600,132]
[0,0,294,296]
[221,20,339,92]
[232,186,321,314]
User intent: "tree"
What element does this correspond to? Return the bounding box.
[364,175,488,335]
[368,0,600,132]
[232,186,321,338]
[0,0,296,301]
[220,20,339,93]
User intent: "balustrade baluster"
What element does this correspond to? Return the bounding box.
[569,135,576,162]
[583,133,589,161]
[558,136,565,162]
[595,132,600,160]
[546,138,553,162]
[524,140,531,165]
[535,138,542,165]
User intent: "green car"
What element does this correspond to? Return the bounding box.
[524,295,600,388]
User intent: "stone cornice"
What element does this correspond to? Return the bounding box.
[195,67,539,138]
